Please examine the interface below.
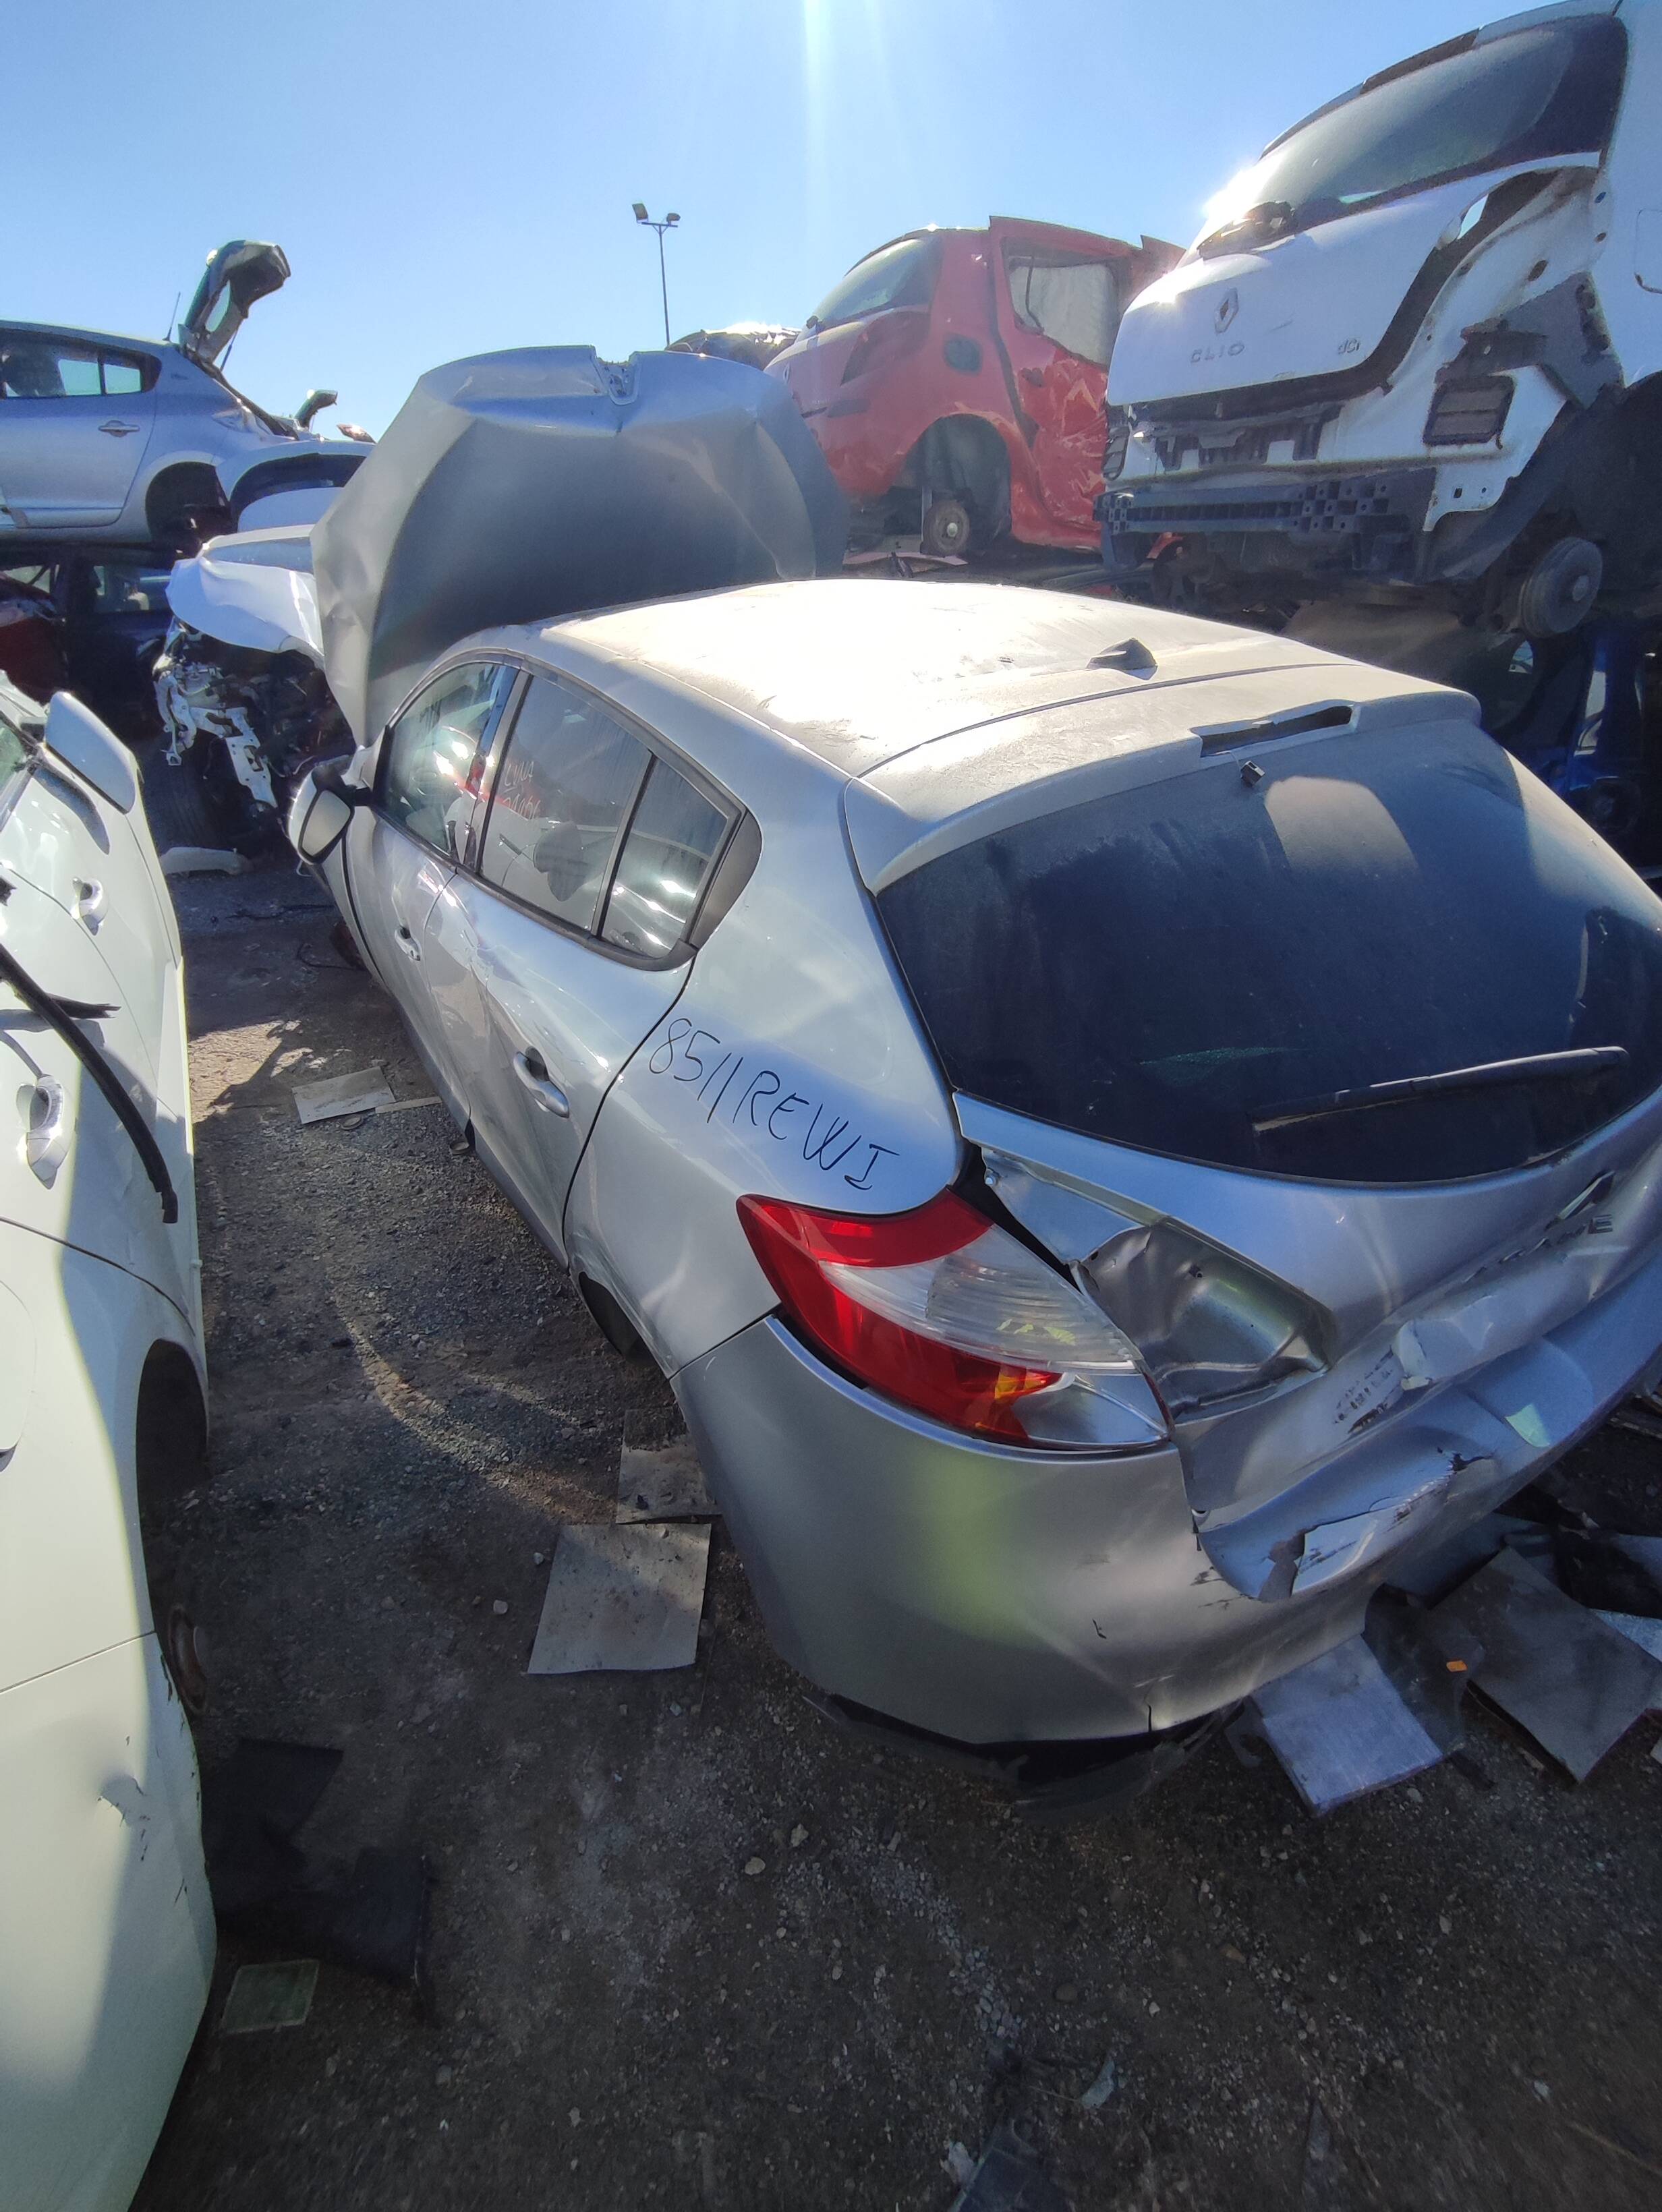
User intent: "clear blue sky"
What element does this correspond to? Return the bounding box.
[14,0,1487,436]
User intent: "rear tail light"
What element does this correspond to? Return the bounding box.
[1078,1220,1325,1416]
[840,309,931,386]
[737,1189,1168,1452]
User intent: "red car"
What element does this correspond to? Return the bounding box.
[768,220,1178,558]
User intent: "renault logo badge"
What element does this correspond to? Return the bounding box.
[1215,287,1240,334]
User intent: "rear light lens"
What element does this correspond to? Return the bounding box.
[737,1189,1168,1452]
[840,309,931,386]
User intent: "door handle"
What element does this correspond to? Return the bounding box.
[395,923,422,963]
[98,419,141,436]
[513,1049,570,1117]
[73,877,107,933]
[24,1076,69,1184]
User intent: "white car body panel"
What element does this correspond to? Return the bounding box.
[1105,0,1662,598]
[164,527,322,664]
[0,678,210,2211]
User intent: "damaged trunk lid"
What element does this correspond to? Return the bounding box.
[177,241,292,370]
[865,695,1662,1606]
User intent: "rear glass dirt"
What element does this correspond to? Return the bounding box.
[877,723,1662,1185]
[1200,18,1626,247]
[808,236,943,331]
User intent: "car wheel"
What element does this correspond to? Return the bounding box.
[159,1602,210,1716]
[921,497,973,559]
[1516,537,1603,637]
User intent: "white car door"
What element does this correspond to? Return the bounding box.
[340,658,515,1117]
[0,331,159,531]
[426,670,735,1252]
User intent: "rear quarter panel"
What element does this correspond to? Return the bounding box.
[565,749,959,1374]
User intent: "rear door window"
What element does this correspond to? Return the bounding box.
[1004,256,1122,366]
[0,337,156,399]
[877,722,1662,1184]
[378,660,513,858]
[601,758,729,958]
[479,676,648,931]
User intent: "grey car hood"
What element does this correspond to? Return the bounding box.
[178,240,292,368]
[312,346,848,745]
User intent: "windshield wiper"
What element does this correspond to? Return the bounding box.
[1195,199,1298,259]
[1253,1047,1630,1135]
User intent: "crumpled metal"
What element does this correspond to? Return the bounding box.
[312,347,848,745]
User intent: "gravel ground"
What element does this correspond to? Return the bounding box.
[134,861,1662,2212]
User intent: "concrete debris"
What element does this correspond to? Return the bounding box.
[947,2122,1068,2211]
[1249,1635,1444,1814]
[527,1523,710,1675]
[219,1960,318,2034]
[614,1432,714,1523]
[159,845,252,877]
[1079,2054,1120,2109]
[944,2143,979,2188]
[1433,1547,1662,1780]
[1300,2096,1365,2211]
[1594,1610,1662,1663]
[292,1067,395,1124]
[1553,1530,1662,1619]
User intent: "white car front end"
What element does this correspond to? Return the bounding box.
[1104,2,1662,629]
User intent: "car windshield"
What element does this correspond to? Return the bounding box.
[809,236,942,329]
[1198,18,1626,247]
[877,720,1662,1186]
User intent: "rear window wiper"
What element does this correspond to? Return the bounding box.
[0,933,178,1223]
[1253,1047,1630,1135]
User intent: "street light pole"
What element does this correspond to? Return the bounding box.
[631,203,680,348]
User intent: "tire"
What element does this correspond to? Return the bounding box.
[1516,537,1603,637]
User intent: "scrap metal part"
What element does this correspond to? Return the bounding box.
[311,345,849,745]
[152,528,347,836]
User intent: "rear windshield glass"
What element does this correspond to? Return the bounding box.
[1200,19,1625,245]
[809,237,942,330]
[877,724,1662,1186]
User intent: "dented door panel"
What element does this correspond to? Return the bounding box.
[0,1636,213,2212]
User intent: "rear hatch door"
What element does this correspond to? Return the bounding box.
[858,685,1662,1598]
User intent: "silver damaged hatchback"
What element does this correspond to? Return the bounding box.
[291,580,1662,1774]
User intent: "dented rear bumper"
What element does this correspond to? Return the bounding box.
[676,1254,1662,1746]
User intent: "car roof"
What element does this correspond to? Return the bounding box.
[1,318,169,353]
[476,579,1464,782]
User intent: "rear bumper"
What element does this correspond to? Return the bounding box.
[1101,465,1437,583]
[677,1264,1662,1746]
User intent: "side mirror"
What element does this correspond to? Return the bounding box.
[314,758,357,798]
[290,767,357,863]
